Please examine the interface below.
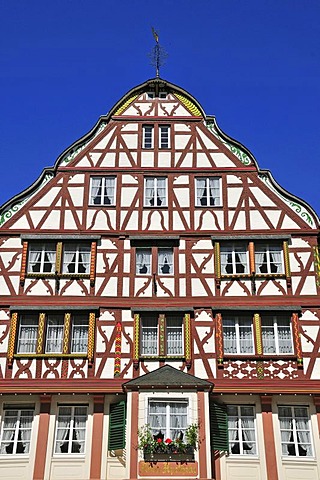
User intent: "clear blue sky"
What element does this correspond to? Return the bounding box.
[1,0,319,216]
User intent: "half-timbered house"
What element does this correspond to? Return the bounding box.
[0,77,319,480]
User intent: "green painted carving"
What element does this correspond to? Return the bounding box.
[259,174,315,227]
[60,121,107,166]
[0,173,54,226]
[206,122,252,166]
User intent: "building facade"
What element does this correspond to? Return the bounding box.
[0,78,319,480]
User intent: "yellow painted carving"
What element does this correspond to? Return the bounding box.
[56,242,63,274]
[173,93,202,116]
[249,242,255,274]
[133,314,140,360]
[36,313,46,354]
[254,313,262,354]
[184,314,191,361]
[7,312,18,361]
[114,94,138,116]
[87,312,95,362]
[63,313,71,354]
[214,243,221,279]
[313,246,320,287]
[283,241,291,278]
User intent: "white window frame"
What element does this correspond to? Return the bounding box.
[261,315,293,355]
[0,408,34,455]
[227,405,257,455]
[45,314,65,354]
[62,243,91,275]
[223,316,254,354]
[89,176,116,206]
[54,405,88,455]
[136,248,152,275]
[140,313,184,357]
[255,243,284,274]
[71,315,89,353]
[278,406,313,457]
[144,177,167,207]
[158,247,174,275]
[17,315,38,353]
[195,177,221,207]
[27,243,56,274]
[147,399,189,440]
[220,243,249,275]
[159,125,170,149]
[141,316,158,356]
[143,125,154,149]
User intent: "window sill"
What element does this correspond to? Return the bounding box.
[223,355,296,361]
[144,452,195,462]
[14,354,88,359]
[26,274,90,279]
[140,355,185,360]
[88,204,116,208]
[281,456,316,463]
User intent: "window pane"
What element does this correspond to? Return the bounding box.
[63,244,90,274]
[141,317,158,355]
[55,406,87,454]
[227,405,256,455]
[17,315,38,353]
[90,177,115,205]
[279,406,313,457]
[158,248,173,274]
[143,125,153,148]
[220,243,248,275]
[166,315,183,355]
[196,177,221,207]
[148,401,188,440]
[45,315,64,353]
[28,243,56,273]
[144,177,166,207]
[136,248,151,274]
[0,409,34,455]
[71,315,89,353]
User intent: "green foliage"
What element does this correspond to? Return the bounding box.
[137,423,199,454]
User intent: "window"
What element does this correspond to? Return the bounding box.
[159,91,167,99]
[0,408,34,455]
[143,125,154,149]
[26,241,93,278]
[144,177,167,207]
[89,176,115,206]
[28,243,56,273]
[261,315,293,354]
[54,406,87,454]
[15,312,90,355]
[196,177,221,206]
[159,125,170,148]
[148,400,188,440]
[278,406,313,457]
[220,243,249,275]
[62,244,91,274]
[223,316,254,354]
[136,247,174,275]
[140,313,183,357]
[146,92,155,99]
[227,405,256,455]
[255,243,283,274]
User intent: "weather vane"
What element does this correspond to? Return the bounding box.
[149,27,168,78]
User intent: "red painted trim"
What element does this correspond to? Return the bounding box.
[33,395,51,480]
[261,396,279,480]
[198,391,207,479]
[129,391,139,480]
[90,395,104,480]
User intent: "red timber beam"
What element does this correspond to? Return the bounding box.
[90,395,105,480]
[33,395,51,480]
[260,395,279,480]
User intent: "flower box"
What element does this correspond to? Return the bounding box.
[144,451,195,462]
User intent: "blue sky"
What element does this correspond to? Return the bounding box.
[0,0,319,216]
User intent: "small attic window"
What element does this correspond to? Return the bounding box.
[159,91,167,99]
[146,92,155,99]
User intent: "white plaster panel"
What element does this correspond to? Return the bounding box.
[0,462,29,479]
[9,215,31,230]
[282,465,319,479]
[249,187,277,206]
[210,152,236,167]
[122,174,138,184]
[172,211,189,231]
[135,278,152,296]
[293,251,311,269]
[67,187,84,206]
[100,238,117,250]
[121,123,138,131]
[123,253,131,273]
[122,276,130,296]
[281,215,301,229]
[303,357,310,376]
[24,278,56,295]
[121,186,138,207]
[175,151,192,167]
[256,279,287,295]
[158,152,171,167]
[99,310,115,321]
[94,126,117,149]
[174,124,191,132]
[157,278,174,297]
[191,253,214,274]
[301,326,319,352]
[195,210,223,230]
[49,461,88,480]
[300,310,319,321]
[196,152,212,167]
[0,358,7,377]
[179,254,186,274]
[0,238,21,249]
[122,329,132,354]
[98,277,118,296]
[228,210,246,230]
[0,251,20,269]
[29,210,49,227]
[142,210,168,230]
[225,464,261,479]
[196,327,215,353]
[194,358,208,376]
[43,359,62,378]
[195,310,212,322]
[179,279,186,296]
[173,175,189,185]
[222,279,251,296]
[95,357,114,379]
[263,210,281,228]
[193,239,213,250]
[34,187,61,207]
[174,135,192,150]
[118,152,133,167]
[227,175,242,184]
[196,128,218,149]
[99,152,116,167]
[73,155,91,167]
[60,279,91,296]
[68,174,85,184]
[173,188,190,208]
[141,152,154,167]
[121,310,132,322]
[291,238,310,248]
[298,276,317,296]
[250,211,272,230]
[120,210,139,230]
[64,210,80,230]
[86,209,116,230]
[310,358,320,379]
[39,210,61,229]
[0,309,9,321]
[170,104,192,116]
[121,133,137,149]
[191,278,209,296]
[227,189,243,209]
[12,359,36,378]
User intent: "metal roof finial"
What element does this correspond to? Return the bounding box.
[149,27,167,78]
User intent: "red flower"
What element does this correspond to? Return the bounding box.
[157,438,162,443]
[165,438,172,444]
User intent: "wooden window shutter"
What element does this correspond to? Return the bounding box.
[209,402,228,452]
[108,401,126,451]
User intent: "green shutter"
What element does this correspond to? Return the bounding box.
[210,402,228,452]
[108,401,126,450]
